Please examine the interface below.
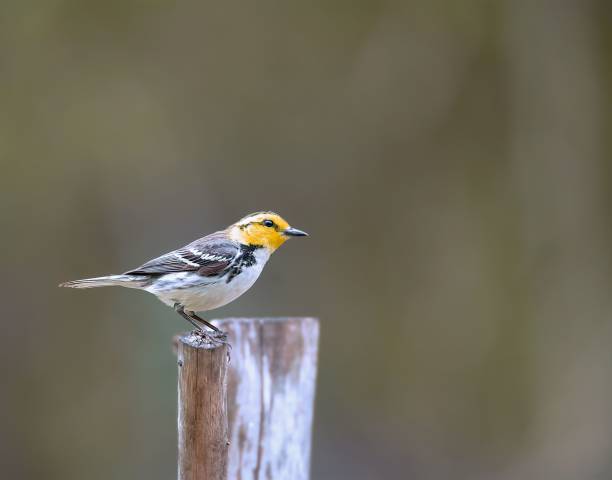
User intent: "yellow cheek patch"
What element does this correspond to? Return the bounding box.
[241,225,288,251]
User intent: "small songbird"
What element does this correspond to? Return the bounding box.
[59,212,308,335]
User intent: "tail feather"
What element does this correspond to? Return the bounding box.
[59,274,148,289]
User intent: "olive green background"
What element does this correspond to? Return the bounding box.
[2,1,612,479]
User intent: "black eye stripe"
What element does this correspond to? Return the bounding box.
[239,219,278,230]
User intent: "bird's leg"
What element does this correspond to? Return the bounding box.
[186,310,229,349]
[185,310,221,333]
[173,304,229,349]
[174,303,204,332]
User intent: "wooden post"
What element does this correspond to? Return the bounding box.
[176,332,230,480]
[175,317,319,480]
[216,317,319,480]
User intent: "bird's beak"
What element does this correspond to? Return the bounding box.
[284,227,308,237]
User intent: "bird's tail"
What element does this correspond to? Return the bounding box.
[59,274,148,289]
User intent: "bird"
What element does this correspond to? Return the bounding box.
[59,211,308,337]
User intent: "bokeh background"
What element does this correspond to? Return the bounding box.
[2,1,612,479]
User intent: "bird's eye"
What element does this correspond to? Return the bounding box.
[263,219,274,228]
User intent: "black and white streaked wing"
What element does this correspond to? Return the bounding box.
[124,231,239,277]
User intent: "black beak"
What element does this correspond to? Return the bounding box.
[284,227,308,237]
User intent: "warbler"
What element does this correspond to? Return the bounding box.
[59,212,308,334]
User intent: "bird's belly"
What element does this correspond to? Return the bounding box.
[147,265,264,312]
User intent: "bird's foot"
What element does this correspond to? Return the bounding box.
[191,328,230,348]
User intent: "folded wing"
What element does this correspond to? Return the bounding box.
[125,231,239,277]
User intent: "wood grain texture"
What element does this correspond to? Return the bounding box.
[214,317,319,480]
[177,333,229,480]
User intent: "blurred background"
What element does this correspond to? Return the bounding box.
[2,1,612,479]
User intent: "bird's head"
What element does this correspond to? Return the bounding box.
[228,211,308,251]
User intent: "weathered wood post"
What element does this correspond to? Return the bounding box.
[217,317,319,480]
[176,333,230,480]
[175,317,319,480]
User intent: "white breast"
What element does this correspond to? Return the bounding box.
[147,248,271,312]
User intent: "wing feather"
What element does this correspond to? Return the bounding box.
[124,231,238,277]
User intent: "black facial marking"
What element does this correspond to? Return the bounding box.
[241,219,279,231]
